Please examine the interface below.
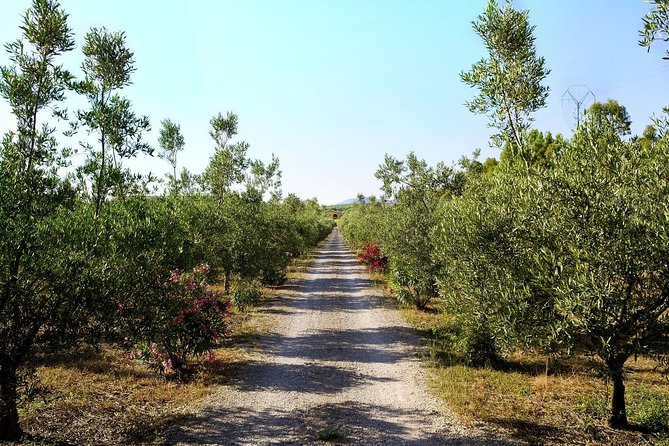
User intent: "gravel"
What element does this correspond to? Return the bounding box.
[165,228,519,446]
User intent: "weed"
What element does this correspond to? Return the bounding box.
[629,386,669,433]
[317,427,347,442]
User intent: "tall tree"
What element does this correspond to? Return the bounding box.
[0,0,74,438]
[500,129,563,168]
[461,0,550,155]
[158,118,185,190]
[74,27,150,216]
[585,99,631,138]
[202,112,248,198]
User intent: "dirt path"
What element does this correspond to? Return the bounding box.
[166,228,515,445]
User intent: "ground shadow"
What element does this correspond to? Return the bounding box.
[227,361,397,394]
[261,326,420,364]
[166,401,514,445]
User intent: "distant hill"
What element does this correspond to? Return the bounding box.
[332,196,371,206]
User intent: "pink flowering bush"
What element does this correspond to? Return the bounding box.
[357,243,387,273]
[137,264,229,375]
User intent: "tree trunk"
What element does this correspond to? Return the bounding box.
[224,270,231,295]
[0,365,21,440]
[609,367,627,428]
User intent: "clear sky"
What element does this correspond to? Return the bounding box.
[1,1,668,204]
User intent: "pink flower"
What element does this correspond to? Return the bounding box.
[204,352,215,363]
[162,358,173,371]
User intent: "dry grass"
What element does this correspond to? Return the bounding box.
[15,336,254,446]
[398,305,669,446]
[284,244,321,281]
[15,344,247,446]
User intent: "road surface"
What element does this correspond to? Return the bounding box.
[166,228,514,446]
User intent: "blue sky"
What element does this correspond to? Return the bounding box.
[1,1,668,204]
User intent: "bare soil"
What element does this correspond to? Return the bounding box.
[165,228,516,445]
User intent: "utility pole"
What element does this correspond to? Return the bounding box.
[561,85,595,129]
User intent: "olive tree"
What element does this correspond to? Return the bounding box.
[74,27,151,216]
[0,0,75,438]
[375,153,455,309]
[640,0,669,59]
[338,199,387,250]
[528,105,669,428]
[158,118,185,191]
[434,161,561,366]
[461,0,550,155]
[436,101,669,427]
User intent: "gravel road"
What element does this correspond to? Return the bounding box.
[166,228,516,446]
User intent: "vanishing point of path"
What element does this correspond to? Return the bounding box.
[166,228,515,446]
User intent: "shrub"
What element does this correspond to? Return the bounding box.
[232,279,263,312]
[136,264,229,375]
[429,318,499,367]
[358,243,387,273]
[387,257,437,310]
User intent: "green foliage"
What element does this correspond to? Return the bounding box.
[374,153,449,309]
[339,153,459,309]
[431,318,499,368]
[434,100,669,427]
[461,0,550,152]
[340,0,668,434]
[0,2,335,437]
[434,163,551,360]
[338,199,386,251]
[232,279,263,312]
[74,26,151,216]
[500,129,563,168]
[585,99,631,140]
[628,387,669,432]
[158,118,185,188]
[387,258,433,310]
[640,0,669,60]
[0,0,76,437]
[202,112,248,197]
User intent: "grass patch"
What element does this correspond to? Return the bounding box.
[428,358,669,445]
[316,427,347,442]
[399,305,669,446]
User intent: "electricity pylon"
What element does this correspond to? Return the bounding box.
[561,85,595,129]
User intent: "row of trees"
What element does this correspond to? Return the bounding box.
[0,0,334,439]
[340,0,669,430]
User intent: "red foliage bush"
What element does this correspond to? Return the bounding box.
[358,243,388,273]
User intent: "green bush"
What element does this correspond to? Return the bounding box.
[232,280,264,312]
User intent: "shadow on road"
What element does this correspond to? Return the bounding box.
[261,327,419,364]
[169,401,512,445]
